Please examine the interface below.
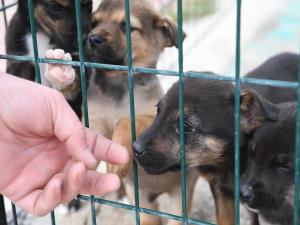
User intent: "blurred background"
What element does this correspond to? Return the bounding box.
[0,0,299,224]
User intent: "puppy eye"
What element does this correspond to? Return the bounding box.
[176,122,196,134]
[120,21,139,33]
[273,155,293,172]
[45,2,64,17]
[120,21,127,33]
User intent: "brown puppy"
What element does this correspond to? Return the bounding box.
[43,1,194,223]
[110,115,199,225]
[84,0,184,138]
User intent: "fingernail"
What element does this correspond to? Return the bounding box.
[84,149,97,167]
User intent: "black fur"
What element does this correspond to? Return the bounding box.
[243,52,298,103]
[241,53,299,225]
[5,0,93,118]
[133,52,299,224]
[241,102,297,225]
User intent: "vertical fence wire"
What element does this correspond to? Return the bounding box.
[51,211,56,225]
[1,0,7,28]
[74,1,96,225]
[177,0,188,225]
[27,0,56,224]
[27,0,41,83]
[124,1,140,224]
[0,195,7,225]
[11,204,18,225]
[294,51,300,225]
[234,0,242,224]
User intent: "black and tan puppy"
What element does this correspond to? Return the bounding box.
[133,53,298,225]
[241,102,297,225]
[240,53,299,225]
[133,77,276,225]
[5,0,93,117]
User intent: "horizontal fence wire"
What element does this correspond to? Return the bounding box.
[0,1,16,12]
[1,0,8,27]
[0,54,299,88]
[77,195,215,225]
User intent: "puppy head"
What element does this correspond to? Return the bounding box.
[28,0,92,53]
[86,0,185,66]
[241,102,296,222]
[133,78,279,175]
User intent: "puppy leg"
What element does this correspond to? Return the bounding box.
[166,174,197,225]
[45,49,78,99]
[108,115,154,178]
[210,183,235,225]
[124,183,162,225]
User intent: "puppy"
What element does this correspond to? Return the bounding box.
[5,0,93,118]
[240,53,299,225]
[133,53,298,225]
[84,0,184,138]
[241,102,297,225]
[86,1,198,224]
[110,115,199,225]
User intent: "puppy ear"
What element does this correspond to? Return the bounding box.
[240,89,279,133]
[154,16,186,48]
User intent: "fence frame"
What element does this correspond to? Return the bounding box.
[0,1,299,225]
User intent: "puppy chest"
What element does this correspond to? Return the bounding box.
[26,32,54,86]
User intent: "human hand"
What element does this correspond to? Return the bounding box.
[0,73,129,216]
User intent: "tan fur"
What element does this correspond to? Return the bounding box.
[108,116,199,225]
[213,187,235,225]
[54,0,69,7]
[88,0,186,138]
[185,137,225,168]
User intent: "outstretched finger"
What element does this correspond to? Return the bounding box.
[85,128,129,165]
[79,170,121,196]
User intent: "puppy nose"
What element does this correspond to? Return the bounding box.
[240,185,254,202]
[89,34,104,47]
[133,141,145,156]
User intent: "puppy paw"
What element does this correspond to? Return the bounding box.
[107,163,132,178]
[45,49,75,91]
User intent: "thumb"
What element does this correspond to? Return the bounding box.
[50,91,97,169]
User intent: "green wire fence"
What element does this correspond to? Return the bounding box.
[0,0,299,225]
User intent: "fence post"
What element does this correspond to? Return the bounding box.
[0,195,7,225]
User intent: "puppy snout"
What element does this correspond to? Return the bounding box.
[133,140,146,156]
[240,184,254,202]
[89,34,105,47]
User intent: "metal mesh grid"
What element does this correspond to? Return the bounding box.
[0,1,299,225]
